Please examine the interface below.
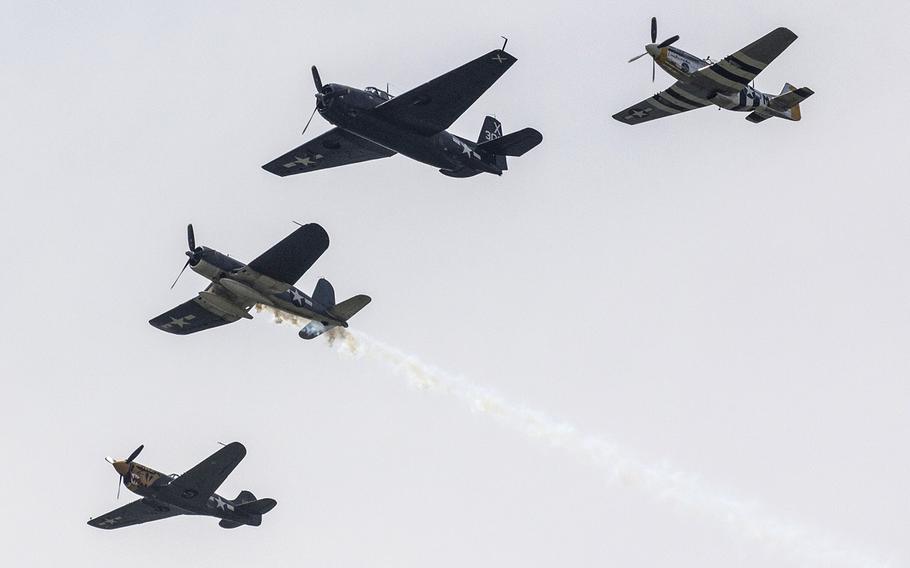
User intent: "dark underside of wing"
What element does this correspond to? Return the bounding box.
[690,27,797,95]
[149,296,239,335]
[613,82,710,125]
[159,442,247,509]
[374,50,517,135]
[262,127,395,177]
[247,223,329,285]
[88,497,181,529]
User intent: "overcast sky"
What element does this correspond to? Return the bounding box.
[2,1,908,567]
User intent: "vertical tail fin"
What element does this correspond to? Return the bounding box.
[232,490,257,505]
[779,82,797,95]
[478,116,508,171]
[478,116,503,143]
[770,83,814,121]
[312,278,335,307]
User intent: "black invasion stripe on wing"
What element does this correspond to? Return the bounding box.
[726,55,763,76]
[652,93,689,113]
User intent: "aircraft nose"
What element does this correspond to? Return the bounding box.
[315,85,336,110]
[111,460,130,476]
[645,44,659,57]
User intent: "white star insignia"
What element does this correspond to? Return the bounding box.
[454,138,480,159]
[492,53,507,64]
[167,314,196,329]
[289,289,306,306]
[625,107,653,119]
[213,496,234,511]
[283,154,324,168]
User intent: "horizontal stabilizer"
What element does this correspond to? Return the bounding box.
[331,294,372,321]
[219,519,243,529]
[476,128,543,156]
[235,498,277,516]
[771,86,814,112]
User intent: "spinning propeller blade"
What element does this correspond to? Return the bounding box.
[301,65,328,135]
[657,35,679,49]
[108,444,142,500]
[171,226,197,289]
[312,65,323,92]
[301,106,318,136]
[125,444,144,464]
[170,259,190,289]
[629,16,680,83]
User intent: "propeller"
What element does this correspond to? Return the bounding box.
[106,444,144,499]
[171,224,203,289]
[628,17,681,82]
[312,65,323,92]
[301,65,333,136]
[125,444,144,464]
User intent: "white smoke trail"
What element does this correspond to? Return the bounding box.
[258,309,889,567]
[323,328,889,568]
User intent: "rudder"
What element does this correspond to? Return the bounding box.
[478,116,503,143]
[313,278,335,307]
[771,83,814,121]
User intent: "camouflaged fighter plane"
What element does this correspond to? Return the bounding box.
[88,443,277,530]
[262,40,543,178]
[615,18,814,125]
[150,223,370,340]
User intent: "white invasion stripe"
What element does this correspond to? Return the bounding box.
[717,59,756,81]
[701,68,746,91]
[316,327,890,568]
[648,97,680,114]
[672,87,713,106]
[661,90,701,110]
[732,50,768,70]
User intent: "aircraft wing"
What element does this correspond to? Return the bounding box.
[158,442,247,509]
[149,292,242,335]
[247,222,329,285]
[88,497,182,530]
[613,82,711,125]
[374,50,517,135]
[262,127,395,177]
[690,27,797,95]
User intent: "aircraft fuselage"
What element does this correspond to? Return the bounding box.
[188,247,345,327]
[317,84,503,176]
[654,45,781,115]
[111,461,260,526]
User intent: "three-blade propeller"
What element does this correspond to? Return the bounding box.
[302,65,330,135]
[171,224,202,289]
[105,444,143,499]
[628,17,680,82]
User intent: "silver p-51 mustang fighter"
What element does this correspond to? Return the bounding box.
[615,18,814,125]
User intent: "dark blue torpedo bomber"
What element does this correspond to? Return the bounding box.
[263,43,543,178]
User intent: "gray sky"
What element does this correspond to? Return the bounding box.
[2,1,908,566]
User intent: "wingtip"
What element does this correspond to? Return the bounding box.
[226,441,247,455]
[775,27,798,41]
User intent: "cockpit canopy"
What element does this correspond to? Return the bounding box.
[364,86,392,101]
